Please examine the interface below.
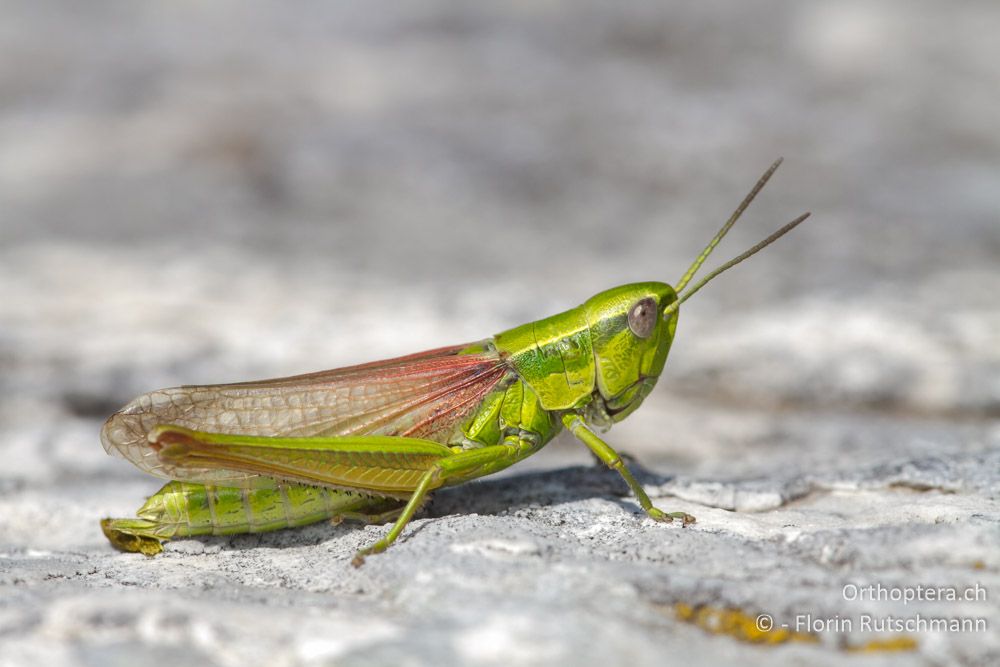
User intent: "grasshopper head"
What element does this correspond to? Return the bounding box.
[584,158,811,423]
[582,282,679,422]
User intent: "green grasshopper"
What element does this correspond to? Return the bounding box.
[102,159,809,566]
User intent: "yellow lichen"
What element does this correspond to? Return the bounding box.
[673,603,818,646]
[672,603,918,653]
[843,636,919,653]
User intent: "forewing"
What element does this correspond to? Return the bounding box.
[102,342,507,486]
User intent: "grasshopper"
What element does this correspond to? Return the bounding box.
[102,159,809,566]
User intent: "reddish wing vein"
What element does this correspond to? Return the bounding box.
[102,342,508,487]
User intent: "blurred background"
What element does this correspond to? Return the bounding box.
[1,0,998,542]
[3,3,1000,666]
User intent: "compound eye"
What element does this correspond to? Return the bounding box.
[627,297,657,339]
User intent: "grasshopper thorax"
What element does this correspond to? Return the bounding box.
[493,282,678,422]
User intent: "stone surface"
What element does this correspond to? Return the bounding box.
[2,2,999,666]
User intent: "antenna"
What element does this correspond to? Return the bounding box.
[663,158,810,318]
[674,158,784,294]
[662,212,810,318]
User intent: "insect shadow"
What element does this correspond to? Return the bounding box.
[429,458,673,518]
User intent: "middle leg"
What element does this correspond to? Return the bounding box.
[351,439,530,566]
